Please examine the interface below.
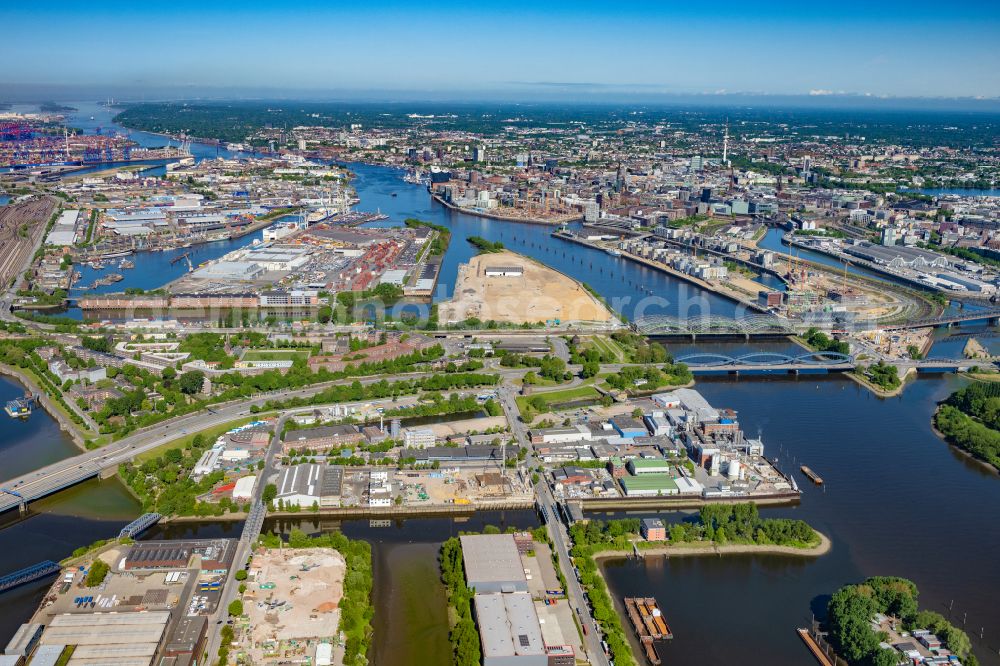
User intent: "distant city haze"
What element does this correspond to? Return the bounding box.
[4,0,1000,103]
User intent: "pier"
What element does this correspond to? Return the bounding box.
[797,628,835,666]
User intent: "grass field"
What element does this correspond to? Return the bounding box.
[587,335,626,362]
[242,349,311,361]
[133,413,275,463]
[516,385,601,413]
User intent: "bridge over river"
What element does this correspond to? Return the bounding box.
[674,352,980,375]
[635,307,1000,339]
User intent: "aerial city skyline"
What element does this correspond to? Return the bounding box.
[0,4,999,666]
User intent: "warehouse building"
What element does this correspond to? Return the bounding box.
[124,539,236,573]
[474,592,547,666]
[282,424,365,453]
[626,458,672,475]
[37,611,171,665]
[274,463,343,508]
[619,474,680,497]
[3,622,42,658]
[844,242,950,269]
[484,266,524,277]
[460,534,528,594]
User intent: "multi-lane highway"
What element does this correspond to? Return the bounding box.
[0,367,533,514]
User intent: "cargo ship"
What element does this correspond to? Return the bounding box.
[624,596,672,665]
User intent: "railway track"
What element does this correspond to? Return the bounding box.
[0,196,57,289]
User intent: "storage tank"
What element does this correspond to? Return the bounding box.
[727,460,741,480]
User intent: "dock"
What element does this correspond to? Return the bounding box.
[624,596,672,665]
[797,628,835,666]
[800,465,824,485]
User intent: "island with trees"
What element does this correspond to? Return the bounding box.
[934,381,1000,471]
[825,576,977,666]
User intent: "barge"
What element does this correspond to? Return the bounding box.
[624,596,672,665]
[800,465,824,485]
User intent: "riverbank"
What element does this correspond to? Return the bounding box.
[930,407,1000,477]
[593,530,831,561]
[580,491,800,511]
[554,230,770,313]
[431,192,579,226]
[0,364,91,450]
[158,499,536,523]
[845,366,912,398]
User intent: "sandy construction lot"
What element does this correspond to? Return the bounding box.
[439,250,615,325]
[247,548,345,646]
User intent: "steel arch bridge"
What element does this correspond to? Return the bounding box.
[634,314,798,336]
[675,351,855,367]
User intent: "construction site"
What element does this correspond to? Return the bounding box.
[439,249,618,326]
[243,547,346,665]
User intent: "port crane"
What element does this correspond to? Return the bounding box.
[170,252,195,272]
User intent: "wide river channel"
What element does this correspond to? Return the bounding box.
[2,103,1000,664]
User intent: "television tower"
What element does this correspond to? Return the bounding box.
[722,119,730,166]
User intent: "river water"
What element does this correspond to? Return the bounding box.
[5,120,1000,663]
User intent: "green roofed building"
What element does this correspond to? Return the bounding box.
[619,474,679,497]
[626,458,672,475]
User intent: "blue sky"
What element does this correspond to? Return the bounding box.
[6,0,1000,99]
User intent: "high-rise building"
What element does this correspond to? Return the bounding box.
[690,155,704,171]
[473,146,487,163]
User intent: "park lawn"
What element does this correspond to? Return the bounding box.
[133,413,274,463]
[242,349,312,361]
[587,335,625,362]
[516,385,601,413]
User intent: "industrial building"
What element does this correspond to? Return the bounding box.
[844,241,950,269]
[474,593,547,666]
[460,534,529,594]
[402,427,436,449]
[123,539,236,573]
[37,611,171,666]
[281,424,365,453]
[461,534,573,666]
[274,463,343,508]
[619,474,680,497]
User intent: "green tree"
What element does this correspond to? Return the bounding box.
[178,370,205,395]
